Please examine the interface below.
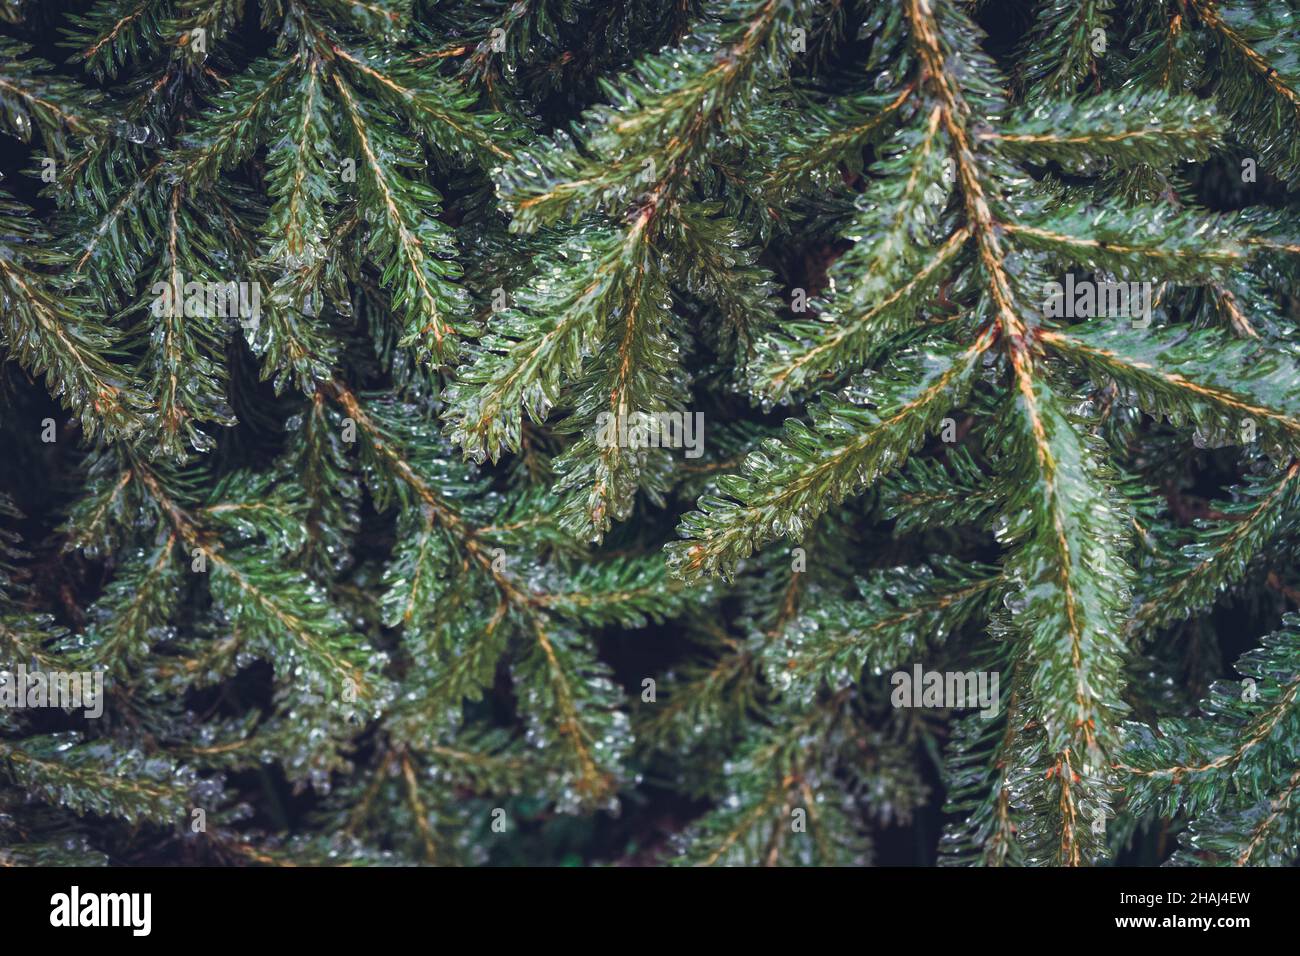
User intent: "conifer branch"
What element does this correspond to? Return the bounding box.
[998,377,1130,864]
[1040,324,1300,454]
[671,331,994,582]
[1133,462,1300,632]
[330,72,464,363]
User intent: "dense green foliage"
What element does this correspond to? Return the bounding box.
[1,0,1298,866]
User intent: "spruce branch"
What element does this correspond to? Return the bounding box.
[331,71,467,363]
[1190,0,1300,186]
[996,377,1131,865]
[984,89,1223,170]
[1121,615,1300,865]
[1018,0,1113,96]
[498,0,814,230]
[1133,461,1300,633]
[763,559,1001,704]
[670,331,994,582]
[1,194,149,441]
[1040,323,1300,456]
[752,106,962,403]
[0,37,103,152]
